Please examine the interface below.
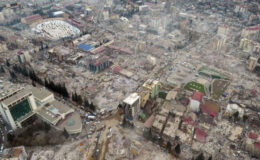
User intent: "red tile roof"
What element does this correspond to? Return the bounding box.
[90,47,105,55]
[194,128,207,143]
[89,56,109,66]
[25,14,42,23]
[191,91,203,102]
[254,142,260,148]
[248,132,258,139]
[107,45,133,54]
[111,65,122,73]
[182,116,196,126]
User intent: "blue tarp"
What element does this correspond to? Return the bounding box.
[78,43,94,51]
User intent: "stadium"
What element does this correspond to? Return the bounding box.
[32,19,80,41]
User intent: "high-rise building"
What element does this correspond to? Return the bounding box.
[0,89,37,130]
[123,93,140,120]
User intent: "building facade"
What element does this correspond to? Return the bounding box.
[0,89,37,130]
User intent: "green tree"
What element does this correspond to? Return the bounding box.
[175,144,181,154]
[196,153,204,160]
[166,142,172,151]
[63,128,69,139]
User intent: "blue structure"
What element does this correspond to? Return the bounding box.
[77,43,94,51]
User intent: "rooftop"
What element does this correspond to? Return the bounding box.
[191,91,203,102]
[2,146,26,159]
[194,128,207,143]
[200,101,219,117]
[123,93,140,106]
[28,87,53,101]
[2,89,32,107]
[37,100,74,125]
[163,116,180,139]
[152,114,167,132]
[24,14,42,22]
[56,112,82,134]
[77,43,94,51]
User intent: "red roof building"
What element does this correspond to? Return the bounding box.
[107,45,133,54]
[194,128,207,143]
[254,142,260,148]
[182,116,197,126]
[191,91,203,102]
[22,14,42,24]
[90,47,105,55]
[248,132,258,139]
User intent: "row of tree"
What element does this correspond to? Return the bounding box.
[12,64,70,98]
[11,64,97,111]
[44,79,69,98]
[72,92,96,111]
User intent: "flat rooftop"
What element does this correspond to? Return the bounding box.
[37,100,74,125]
[123,93,139,105]
[2,89,32,107]
[27,86,53,101]
[56,112,82,134]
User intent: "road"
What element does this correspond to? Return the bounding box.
[0,115,10,154]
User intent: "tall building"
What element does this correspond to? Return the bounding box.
[123,93,140,120]
[239,38,260,53]
[0,89,37,130]
[247,56,258,71]
[0,87,82,134]
[190,91,203,112]
[241,25,260,40]
[89,56,110,73]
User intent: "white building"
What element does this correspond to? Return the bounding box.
[0,87,82,134]
[123,93,140,120]
[190,91,203,112]
[239,38,260,53]
[225,103,244,118]
[0,89,37,130]
[241,25,260,40]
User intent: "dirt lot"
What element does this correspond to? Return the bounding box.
[211,79,230,99]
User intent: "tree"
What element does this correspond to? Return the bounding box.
[84,98,89,109]
[7,133,15,142]
[175,144,181,154]
[166,142,172,151]
[243,115,248,123]
[77,95,83,105]
[196,153,205,160]
[6,60,10,67]
[63,128,69,139]
[233,111,239,121]
[0,66,5,73]
[122,117,127,128]
[90,103,96,111]
[44,122,51,133]
[32,81,36,87]
[9,71,17,79]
